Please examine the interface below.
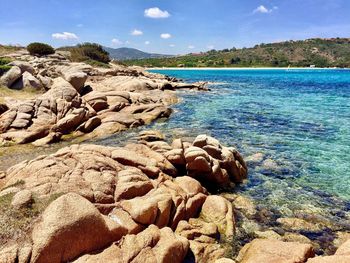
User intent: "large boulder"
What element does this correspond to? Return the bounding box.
[63,71,87,93]
[176,218,227,263]
[236,239,315,263]
[31,193,127,263]
[0,66,22,88]
[306,239,350,263]
[171,135,247,188]
[200,195,235,238]
[116,175,207,229]
[22,71,43,90]
[8,61,35,74]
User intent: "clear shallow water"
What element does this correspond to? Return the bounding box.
[98,69,350,225]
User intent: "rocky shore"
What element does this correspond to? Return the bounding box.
[0,52,349,263]
[0,51,206,147]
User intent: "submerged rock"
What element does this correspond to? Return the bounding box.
[236,239,315,263]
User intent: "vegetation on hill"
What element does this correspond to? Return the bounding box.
[27,42,55,56]
[103,47,173,61]
[59,43,111,66]
[124,38,350,68]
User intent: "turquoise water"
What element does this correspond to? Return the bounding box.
[98,69,350,228]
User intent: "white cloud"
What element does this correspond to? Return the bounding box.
[169,44,175,47]
[76,24,83,28]
[188,45,195,49]
[161,33,171,39]
[145,41,150,45]
[144,7,170,18]
[131,29,143,36]
[111,38,123,45]
[207,45,215,49]
[52,32,78,40]
[253,5,277,14]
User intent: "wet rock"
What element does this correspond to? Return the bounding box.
[254,229,282,240]
[236,239,315,263]
[224,193,257,218]
[200,195,235,238]
[176,218,227,263]
[283,232,313,244]
[261,158,279,171]
[245,152,264,165]
[306,239,350,262]
[138,130,165,142]
[277,217,324,232]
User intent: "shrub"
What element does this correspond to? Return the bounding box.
[0,58,11,76]
[70,43,110,64]
[27,42,55,56]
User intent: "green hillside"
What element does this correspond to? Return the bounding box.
[123,38,350,68]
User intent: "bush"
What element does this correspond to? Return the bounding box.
[27,42,55,56]
[0,58,11,76]
[70,43,110,64]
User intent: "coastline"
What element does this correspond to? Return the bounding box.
[1,54,350,262]
[147,67,348,70]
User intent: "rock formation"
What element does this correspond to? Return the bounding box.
[0,134,246,263]
[0,52,206,146]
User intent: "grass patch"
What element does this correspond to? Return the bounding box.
[85,59,111,68]
[0,58,11,76]
[0,85,42,101]
[0,191,63,246]
[0,45,22,56]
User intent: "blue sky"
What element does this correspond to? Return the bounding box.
[1,0,350,54]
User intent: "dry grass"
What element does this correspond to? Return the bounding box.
[0,191,63,247]
[0,85,43,102]
[0,45,22,56]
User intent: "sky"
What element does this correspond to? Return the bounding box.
[1,0,350,54]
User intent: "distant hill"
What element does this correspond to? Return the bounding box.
[123,38,350,68]
[103,47,173,61]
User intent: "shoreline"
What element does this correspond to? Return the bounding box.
[147,67,349,70]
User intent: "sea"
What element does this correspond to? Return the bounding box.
[99,68,350,234]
